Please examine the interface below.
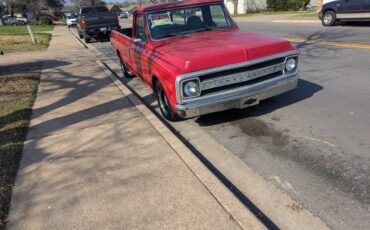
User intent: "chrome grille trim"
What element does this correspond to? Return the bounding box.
[175,50,300,104]
[200,63,284,91]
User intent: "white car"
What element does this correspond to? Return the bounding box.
[2,16,25,26]
[66,15,77,27]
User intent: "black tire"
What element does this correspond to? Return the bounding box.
[83,33,90,43]
[155,81,179,121]
[322,11,336,26]
[118,54,133,78]
[12,23,17,26]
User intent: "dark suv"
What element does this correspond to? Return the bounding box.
[76,5,120,43]
[319,0,370,26]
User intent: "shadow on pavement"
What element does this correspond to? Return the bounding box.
[195,79,322,126]
[0,61,71,77]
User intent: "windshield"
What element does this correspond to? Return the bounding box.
[67,15,77,19]
[147,4,233,40]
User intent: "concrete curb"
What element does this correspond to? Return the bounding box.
[70,29,329,230]
[104,60,331,230]
[95,60,266,230]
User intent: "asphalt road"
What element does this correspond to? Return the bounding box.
[72,20,370,230]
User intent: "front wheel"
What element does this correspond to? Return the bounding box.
[155,81,179,121]
[322,11,336,26]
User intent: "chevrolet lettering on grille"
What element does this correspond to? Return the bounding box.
[200,63,284,91]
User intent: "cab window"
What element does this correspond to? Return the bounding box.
[134,14,147,41]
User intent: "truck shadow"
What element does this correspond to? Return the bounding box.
[337,21,370,27]
[195,79,322,126]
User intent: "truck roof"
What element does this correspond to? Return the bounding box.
[136,0,224,13]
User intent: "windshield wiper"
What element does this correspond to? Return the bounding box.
[155,32,191,39]
[195,26,228,32]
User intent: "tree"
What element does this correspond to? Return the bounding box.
[227,0,239,15]
[4,0,16,16]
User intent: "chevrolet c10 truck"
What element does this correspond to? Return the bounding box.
[110,0,300,121]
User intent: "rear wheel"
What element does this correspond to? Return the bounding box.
[155,81,179,121]
[118,54,133,78]
[83,32,90,43]
[322,11,336,26]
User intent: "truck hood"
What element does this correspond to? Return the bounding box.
[152,30,295,74]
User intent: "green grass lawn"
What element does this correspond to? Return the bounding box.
[0,62,41,229]
[0,25,53,53]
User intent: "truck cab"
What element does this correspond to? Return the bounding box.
[111,0,300,121]
[319,0,370,26]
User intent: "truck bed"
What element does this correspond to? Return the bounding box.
[83,12,118,29]
[111,28,133,71]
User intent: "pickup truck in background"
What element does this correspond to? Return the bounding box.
[77,5,120,43]
[110,0,300,121]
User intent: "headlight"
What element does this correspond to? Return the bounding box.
[285,57,298,72]
[183,79,200,98]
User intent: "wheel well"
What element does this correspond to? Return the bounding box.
[151,76,158,90]
[323,8,336,14]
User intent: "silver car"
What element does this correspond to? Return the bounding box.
[2,16,25,26]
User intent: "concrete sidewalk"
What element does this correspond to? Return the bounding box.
[6,27,262,229]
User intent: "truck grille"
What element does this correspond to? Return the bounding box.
[199,57,285,96]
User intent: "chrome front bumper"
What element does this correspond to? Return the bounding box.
[175,74,299,118]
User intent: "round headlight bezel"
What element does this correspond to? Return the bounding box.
[285,56,298,73]
[182,79,201,99]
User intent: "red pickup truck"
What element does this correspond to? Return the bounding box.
[111,0,300,121]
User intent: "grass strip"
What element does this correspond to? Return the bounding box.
[0,62,42,229]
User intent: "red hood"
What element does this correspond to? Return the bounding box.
[152,30,295,73]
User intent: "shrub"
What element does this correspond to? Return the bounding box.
[39,16,52,25]
[267,0,309,11]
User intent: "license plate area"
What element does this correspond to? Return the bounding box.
[100,28,107,32]
[239,97,260,109]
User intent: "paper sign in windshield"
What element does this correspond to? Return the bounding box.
[150,13,172,28]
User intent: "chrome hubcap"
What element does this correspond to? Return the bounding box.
[324,14,333,24]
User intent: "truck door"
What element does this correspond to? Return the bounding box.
[338,0,365,13]
[365,0,370,11]
[130,13,150,81]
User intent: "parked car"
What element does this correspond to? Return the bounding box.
[66,14,77,27]
[76,5,120,43]
[11,15,28,23]
[2,16,25,26]
[319,0,370,26]
[110,0,300,121]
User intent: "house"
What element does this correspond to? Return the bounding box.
[105,4,122,15]
[225,0,267,14]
